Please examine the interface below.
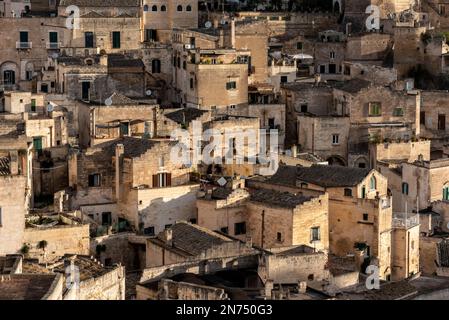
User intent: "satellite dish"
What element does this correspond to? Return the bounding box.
[205,21,212,29]
[47,103,54,112]
[104,97,113,106]
[220,19,226,25]
[51,52,59,59]
[145,90,152,96]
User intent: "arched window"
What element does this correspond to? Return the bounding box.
[143,4,148,11]
[161,5,166,11]
[186,5,192,11]
[152,59,161,73]
[152,5,157,11]
[370,176,376,191]
[177,5,182,11]
[443,185,449,201]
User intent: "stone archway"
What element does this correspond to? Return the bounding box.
[354,156,369,169]
[0,61,19,88]
[327,155,346,166]
[333,0,342,13]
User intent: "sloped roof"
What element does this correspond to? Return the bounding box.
[104,92,137,106]
[165,108,208,125]
[60,0,139,7]
[269,165,371,188]
[0,274,61,300]
[152,222,232,256]
[249,188,312,208]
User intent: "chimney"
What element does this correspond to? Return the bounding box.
[291,145,297,158]
[231,18,236,49]
[115,144,124,201]
[164,228,173,246]
[100,54,108,66]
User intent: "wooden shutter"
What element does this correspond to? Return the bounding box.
[167,173,172,187]
[152,174,158,188]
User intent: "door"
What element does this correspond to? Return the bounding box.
[329,64,336,74]
[19,31,28,48]
[101,212,112,226]
[49,31,58,48]
[438,114,446,131]
[33,137,42,150]
[112,31,120,49]
[81,82,90,100]
[120,122,129,136]
[41,83,48,93]
[362,186,366,198]
[3,70,15,85]
[85,32,94,48]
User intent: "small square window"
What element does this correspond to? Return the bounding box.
[344,188,352,197]
[277,232,282,242]
[226,81,237,90]
[369,102,381,116]
[363,213,369,221]
[88,174,101,187]
[332,134,339,145]
[311,227,320,241]
[234,222,246,235]
[144,226,155,236]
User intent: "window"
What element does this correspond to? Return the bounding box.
[268,118,275,129]
[280,76,288,83]
[190,78,194,89]
[220,227,229,234]
[420,111,425,125]
[152,59,161,73]
[161,5,166,11]
[402,182,409,195]
[369,102,381,116]
[186,5,192,11]
[332,134,339,145]
[443,186,449,201]
[300,104,308,113]
[439,114,446,131]
[26,70,33,81]
[145,29,157,42]
[235,222,246,235]
[112,31,120,48]
[330,51,336,59]
[277,232,282,242]
[319,65,325,73]
[153,172,171,188]
[49,31,58,45]
[226,81,237,90]
[300,182,308,188]
[143,4,148,11]
[370,176,376,191]
[88,174,101,187]
[311,227,320,241]
[4,70,15,85]
[144,226,155,236]
[344,188,352,197]
[31,99,36,112]
[363,213,369,221]
[19,31,29,48]
[84,32,94,48]
[296,42,303,50]
[393,107,404,117]
[164,224,172,229]
[152,5,157,11]
[189,218,197,224]
[177,5,182,11]
[183,61,186,69]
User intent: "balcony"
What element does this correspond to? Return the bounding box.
[392,213,419,229]
[46,42,60,49]
[16,42,32,49]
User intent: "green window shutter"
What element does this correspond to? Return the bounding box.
[112,31,120,48]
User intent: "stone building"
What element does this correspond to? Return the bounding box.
[268,165,393,280]
[145,221,259,267]
[68,136,198,236]
[197,184,329,252]
[283,79,420,167]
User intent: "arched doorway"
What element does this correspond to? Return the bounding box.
[327,156,346,166]
[333,0,342,13]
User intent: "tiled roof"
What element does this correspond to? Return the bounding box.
[105,92,137,106]
[153,222,232,256]
[165,108,208,125]
[108,55,144,68]
[60,0,140,7]
[249,188,312,208]
[92,137,166,159]
[269,165,371,188]
[0,274,60,300]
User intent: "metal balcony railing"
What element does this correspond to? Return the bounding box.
[46,42,60,49]
[16,41,32,49]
